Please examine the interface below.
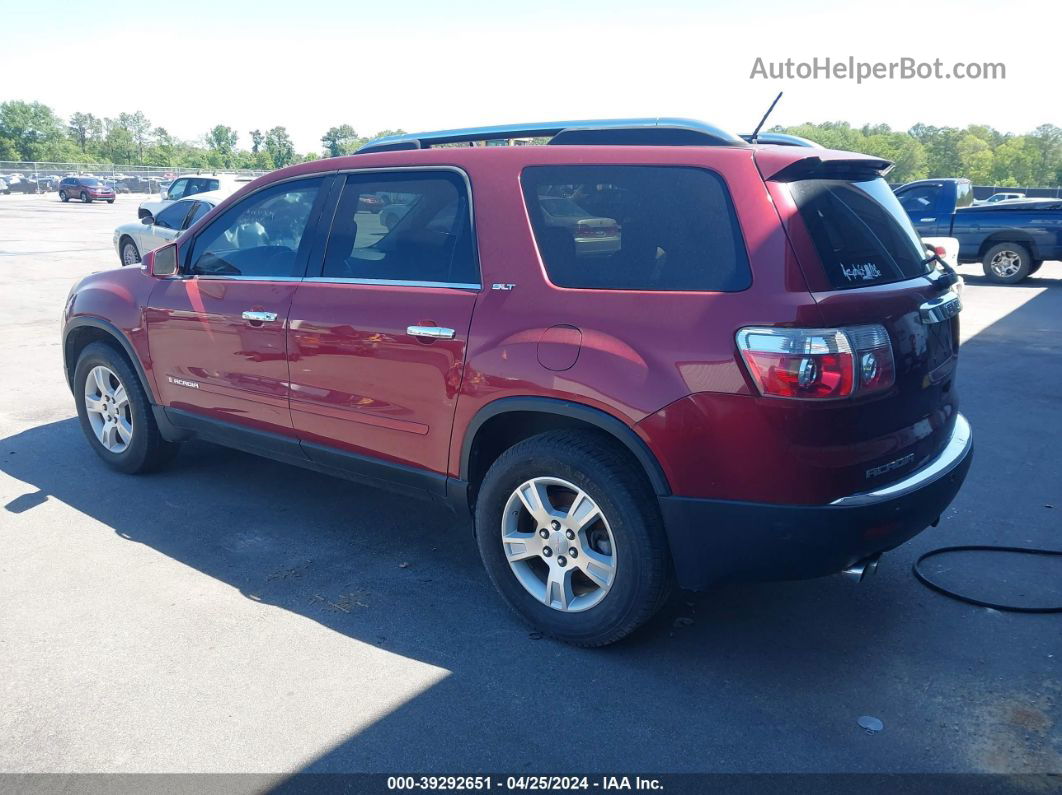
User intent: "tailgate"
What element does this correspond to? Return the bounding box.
[764,167,962,498]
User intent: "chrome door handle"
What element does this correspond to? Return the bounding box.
[407,325,455,340]
[242,311,278,322]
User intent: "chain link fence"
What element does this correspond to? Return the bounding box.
[0,161,268,194]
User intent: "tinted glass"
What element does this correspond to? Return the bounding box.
[185,178,218,197]
[896,185,939,212]
[188,177,323,278]
[154,201,192,230]
[321,171,477,285]
[167,179,187,199]
[185,201,212,227]
[522,165,750,291]
[791,178,930,289]
[79,178,100,187]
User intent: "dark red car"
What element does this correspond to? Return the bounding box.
[59,176,116,204]
[61,119,972,646]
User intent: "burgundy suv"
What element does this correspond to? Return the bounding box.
[59,176,116,204]
[62,119,972,646]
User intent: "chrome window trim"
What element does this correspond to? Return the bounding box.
[303,277,480,290]
[830,414,972,507]
[192,275,304,282]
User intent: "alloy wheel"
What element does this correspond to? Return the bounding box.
[122,242,140,265]
[990,250,1022,278]
[501,476,617,612]
[84,365,133,453]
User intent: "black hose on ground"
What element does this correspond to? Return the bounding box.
[912,545,1062,613]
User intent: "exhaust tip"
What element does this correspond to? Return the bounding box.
[842,553,882,582]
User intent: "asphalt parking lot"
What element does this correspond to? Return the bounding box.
[0,192,1058,780]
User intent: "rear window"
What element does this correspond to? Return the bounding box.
[790,178,930,289]
[522,165,750,291]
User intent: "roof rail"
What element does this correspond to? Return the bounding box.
[356,118,746,153]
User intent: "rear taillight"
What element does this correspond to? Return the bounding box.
[736,325,895,400]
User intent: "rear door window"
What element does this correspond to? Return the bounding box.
[790,177,931,289]
[319,171,478,286]
[521,165,750,291]
[185,201,212,228]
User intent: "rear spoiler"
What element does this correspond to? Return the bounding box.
[755,150,894,182]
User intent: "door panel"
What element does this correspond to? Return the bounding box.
[145,174,331,435]
[145,278,298,433]
[288,283,475,472]
[287,168,480,475]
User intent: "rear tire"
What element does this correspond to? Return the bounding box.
[474,430,671,647]
[982,242,1032,284]
[1030,260,1044,275]
[59,190,68,202]
[73,342,178,474]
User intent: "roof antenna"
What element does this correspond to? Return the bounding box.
[749,91,783,143]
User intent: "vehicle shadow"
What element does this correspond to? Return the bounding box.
[0,418,924,772]
[3,286,1060,774]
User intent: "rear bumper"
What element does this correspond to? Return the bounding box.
[658,414,973,590]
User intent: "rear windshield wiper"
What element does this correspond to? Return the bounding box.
[922,249,959,287]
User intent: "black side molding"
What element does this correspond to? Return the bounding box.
[165,408,448,502]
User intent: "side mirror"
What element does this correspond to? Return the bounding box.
[146,243,179,277]
[140,215,153,225]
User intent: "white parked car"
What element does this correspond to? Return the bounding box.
[984,192,1025,204]
[115,191,222,265]
[922,236,959,270]
[137,174,248,220]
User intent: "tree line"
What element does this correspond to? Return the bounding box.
[0,100,403,171]
[2,99,1060,187]
[774,121,1062,186]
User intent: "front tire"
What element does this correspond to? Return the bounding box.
[74,342,178,474]
[475,430,671,646]
[120,238,140,266]
[80,191,91,203]
[983,242,1032,284]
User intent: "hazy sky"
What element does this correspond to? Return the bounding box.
[2,0,1058,152]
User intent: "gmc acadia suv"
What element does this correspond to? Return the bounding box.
[62,118,973,646]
